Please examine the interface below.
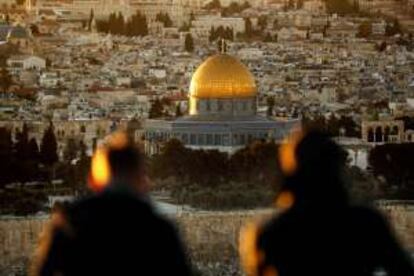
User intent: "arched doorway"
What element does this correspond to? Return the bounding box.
[367,128,374,142]
[375,126,383,142]
[384,126,390,142]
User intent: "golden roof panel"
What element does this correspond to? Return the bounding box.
[189,54,257,99]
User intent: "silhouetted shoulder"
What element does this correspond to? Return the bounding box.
[347,205,387,223]
[40,191,191,276]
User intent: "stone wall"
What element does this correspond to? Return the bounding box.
[379,204,414,252]
[0,207,413,275]
[176,211,272,264]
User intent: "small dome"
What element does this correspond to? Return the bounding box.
[189,54,257,99]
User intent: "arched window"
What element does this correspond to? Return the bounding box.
[190,134,196,145]
[375,126,383,142]
[206,134,213,145]
[384,126,390,142]
[80,125,86,133]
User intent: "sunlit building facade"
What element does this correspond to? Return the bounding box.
[142,53,300,154]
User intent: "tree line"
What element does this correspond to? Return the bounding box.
[149,137,389,209]
[302,113,361,138]
[324,0,360,15]
[150,139,281,188]
[369,143,414,199]
[96,11,148,37]
[155,12,173,28]
[209,26,234,42]
[0,123,90,190]
[358,18,402,38]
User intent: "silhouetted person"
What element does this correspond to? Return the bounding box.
[252,131,414,276]
[31,138,191,276]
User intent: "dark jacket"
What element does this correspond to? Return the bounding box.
[257,205,414,276]
[37,189,191,276]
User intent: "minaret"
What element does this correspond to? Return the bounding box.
[91,14,97,33]
[25,0,31,12]
[219,38,227,54]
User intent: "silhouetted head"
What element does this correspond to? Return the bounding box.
[108,144,148,191]
[90,132,149,194]
[278,130,348,209]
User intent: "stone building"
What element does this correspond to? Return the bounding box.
[141,52,300,155]
[361,120,405,144]
[0,120,130,156]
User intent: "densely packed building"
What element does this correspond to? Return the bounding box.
[1,0,414,158]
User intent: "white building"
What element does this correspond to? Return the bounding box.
[149,68,167,79]
[372,20,386,36]
[129,0,192,26]
[237,48,264,60]
[303,0,326,14]
[191,15,245,39]
[39,72,61,88]
[277,27,307,41]
[115,76,132,87]
[7,55,46,73]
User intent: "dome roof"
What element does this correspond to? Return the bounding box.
[189,54,257,99]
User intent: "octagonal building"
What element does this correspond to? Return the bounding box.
[142,53,301,154]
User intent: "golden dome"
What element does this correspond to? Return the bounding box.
[189,54,257,99]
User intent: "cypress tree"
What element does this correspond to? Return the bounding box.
[184,33,194,52]
[40,123,58,166]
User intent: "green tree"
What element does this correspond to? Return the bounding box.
[40,123,58,166]
[108,12,117,34]
[100,12,149,36]
[149,98,164,118]
[266,96,275,117]
[221,1,251,16]
[209,26,234,42]
[128,11,148,36]
[30,24,40,35]
[369,144,414,198]
[14,124,40,183]
[324,0,358,15]
[63,138,79,162]
[115,12,125,35]
[0,66,12,94]
[156,12,173,27]
[204,0,221,10]
[376,41,387,52]
[14,123,29,160]
[150,139,188,180]
[358,21,372,38]
[175,104,183,117]
[0,128,13,188]
[264,32,273,42]
[28,138,39,162]
[385,18,402,36]
[244,17,253,38]
[88,9,95,31]
[179,22,190,32]
[258,15,268,31]
[184,33,194,52]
